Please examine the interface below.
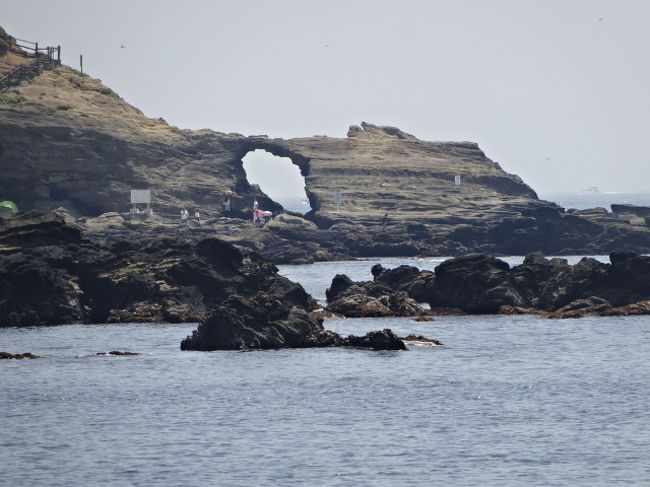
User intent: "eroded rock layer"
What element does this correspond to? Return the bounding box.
[2,42,650,260]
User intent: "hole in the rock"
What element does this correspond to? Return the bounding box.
[242,149,312,214]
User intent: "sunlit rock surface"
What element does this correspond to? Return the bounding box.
[3,42,650,261]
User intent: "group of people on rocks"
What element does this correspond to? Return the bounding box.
[180,208,200,223]
[178,194,272,227]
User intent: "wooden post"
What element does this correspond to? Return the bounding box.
[35,42,39,71]
[57,46,60,63]
[80,54,83,74]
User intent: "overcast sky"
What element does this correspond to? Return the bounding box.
[4,0,650,195]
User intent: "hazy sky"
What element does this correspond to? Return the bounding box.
[4,0,650,194]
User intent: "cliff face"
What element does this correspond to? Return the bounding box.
[0,63,261,218]
[0,49,541,225]
[2,47,650,260]
[226,122,541,228]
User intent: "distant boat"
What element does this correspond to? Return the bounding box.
[585,186,600,193]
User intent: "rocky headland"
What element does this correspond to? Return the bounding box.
[2,29,650,263]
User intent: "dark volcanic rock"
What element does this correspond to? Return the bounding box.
[325,273,431,318]
[425,251,650,318]
[548,296,613,319]
[96,351,140,356]
[0,352,42,359]
[180,297,409,351]
[0,211,407,351]
[345,329,407,351]
[180,295,341,350]
[611,204,650,217]
[429,254,524,313]
[372,264,434,302]
[0,211,316,327]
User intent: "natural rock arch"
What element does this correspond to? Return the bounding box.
[242,149,312,214]
[221,137,320,213]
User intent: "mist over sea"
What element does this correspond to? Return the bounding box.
[540,192,650,211]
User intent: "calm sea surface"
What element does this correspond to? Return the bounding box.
[1,257,649,486]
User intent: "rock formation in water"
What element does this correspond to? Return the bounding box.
[180,301,406,351]
[0,210,315,326]
[0,210,408,350]
[365,251,650,318]
[2,31,650,262]
[324,273,432,318]
[0,352,42,359]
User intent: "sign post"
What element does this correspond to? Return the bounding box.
[130,189,152,215]
[334,191,342,214]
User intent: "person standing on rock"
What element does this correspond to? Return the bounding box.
[382,213,388,231]
[253,199,259,211]
[223,196,231,214]
[195,209,201,222]
[180,208,188,223]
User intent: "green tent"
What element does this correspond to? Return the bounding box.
[0,200,18,213]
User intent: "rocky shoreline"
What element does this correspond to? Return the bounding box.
[2,41,650,264]
[339,251,650,319]
[2,31,650,354]
[3,209,650,357]
[0,211,413,350]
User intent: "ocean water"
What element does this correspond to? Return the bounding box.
[1,258,649,486]
[539,192,650,211]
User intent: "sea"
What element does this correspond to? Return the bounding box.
[1,254,649,486]
[1,193,650,486]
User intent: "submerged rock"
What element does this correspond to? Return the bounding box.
[401,335,444,346]
[548,296,613,319]
[0,352,42,359]
[96,351,140,356]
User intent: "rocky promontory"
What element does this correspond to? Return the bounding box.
[2,32,650,262]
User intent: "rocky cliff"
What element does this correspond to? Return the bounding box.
[2,35,650,260]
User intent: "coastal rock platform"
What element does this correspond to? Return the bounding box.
[2,40,650,262]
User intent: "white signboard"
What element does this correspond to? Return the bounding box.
[130,189,151,204]
[334,191,342,214]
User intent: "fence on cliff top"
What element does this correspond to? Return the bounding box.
[0,36,61,90]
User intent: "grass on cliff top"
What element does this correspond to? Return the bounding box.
[100,88,120,99]
[70,68,89,78]
[0,93,25,104]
